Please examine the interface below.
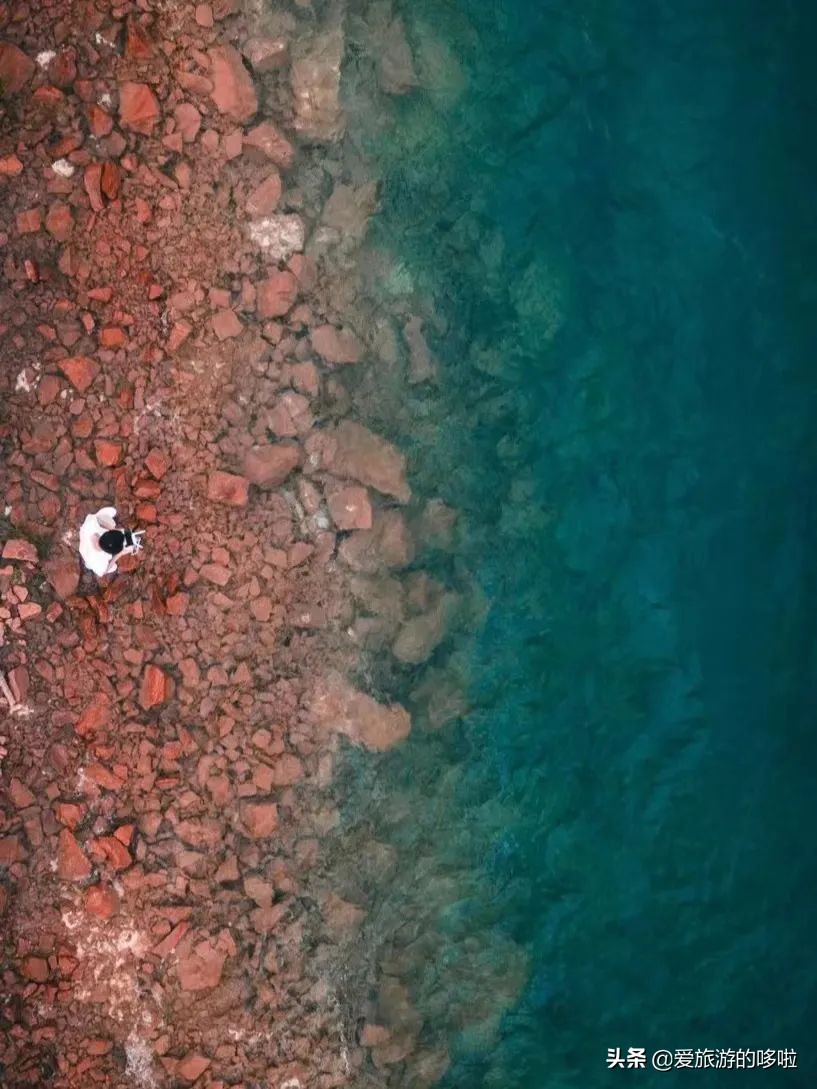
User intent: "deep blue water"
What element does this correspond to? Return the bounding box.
[333,2,817,1085]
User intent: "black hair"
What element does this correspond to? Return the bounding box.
[99,529,133,555]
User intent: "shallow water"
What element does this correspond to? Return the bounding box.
[332,2,817,1085]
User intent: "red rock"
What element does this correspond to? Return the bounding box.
[0,42,35,94]
[8,778,35,807]
[76,693,111,737]
[195,4,214,28]
[20,956,49,983]
[100,162,121,201]
[176,939,226,991]
[145,448,169,480]
[2,538,37,563]
[84,163,105,212]
[153,920,189,957]
[256,270,297,318]
[87,1040,113,1056]
[93,836,132,871]
[47,47,77,89]
[175,819,222,848]
[57,829,92,881]
[207,470,249,507]
[85,883,119,919]
[0,836,25,864]
[271,754,304,786]
[45,202,73,241]
[241,801,278,839]
[140,663,169,709]
[309,420,410,502]
[16,208,41,234]
[312,324,363,364]
[243,121,295,169]
[18,602,42,621]
[200,563,230,586]
[246,172,282,217]
[211,309,243,340]
[311,671,411,751]
[99,325,126,349]
[44,555,80,599]
[174,102,201,142]
[58,355,99,393]
[88,103,114,137]
[119,82,160,135]
[242,443,300,488]
[94,439,123,467]
[208,45,258,122]
[177,1054,211,1083]
[327,486,373,530]
[168,320,192,351]
[0,154,23,175]
[125,19,154,61]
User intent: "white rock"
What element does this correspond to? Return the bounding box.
[248,214,306,262]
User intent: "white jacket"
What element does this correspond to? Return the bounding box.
[78,506,119,577]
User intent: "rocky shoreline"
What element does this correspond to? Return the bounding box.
[0,2,458,1087]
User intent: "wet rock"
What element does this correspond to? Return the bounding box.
[256,270,298,318]
[243,122,295,169]
[392,597,453,664]
[322,181,379,242]
[246,172,282,217]
[0,42,35,94]
[2,539,37,563]
[207,470,249,506]
[58,354,99,393]
[209,45,258,122]
[176,938,227,991]
[85,883,119,919]
[243,37,289,73]
[291,26,345,141]
[339,510,414,572]
[243,443,300,488]
[311,324,362,365]
[58,829,92,881]
[308,420,410,502]
[140,664,169,710]
[119,82,161,135]
[241,801,278,839]
[311,671,411,751]
[326,485,372,531]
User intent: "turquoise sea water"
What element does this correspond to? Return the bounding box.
[331,2,817,1086]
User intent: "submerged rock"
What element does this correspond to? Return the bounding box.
[306,420,410,502]
[311,671,410,751]
[339,509,415,572]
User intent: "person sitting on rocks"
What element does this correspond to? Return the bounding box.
[78,505,143,578]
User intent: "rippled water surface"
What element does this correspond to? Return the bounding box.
[332,2,817,1085]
